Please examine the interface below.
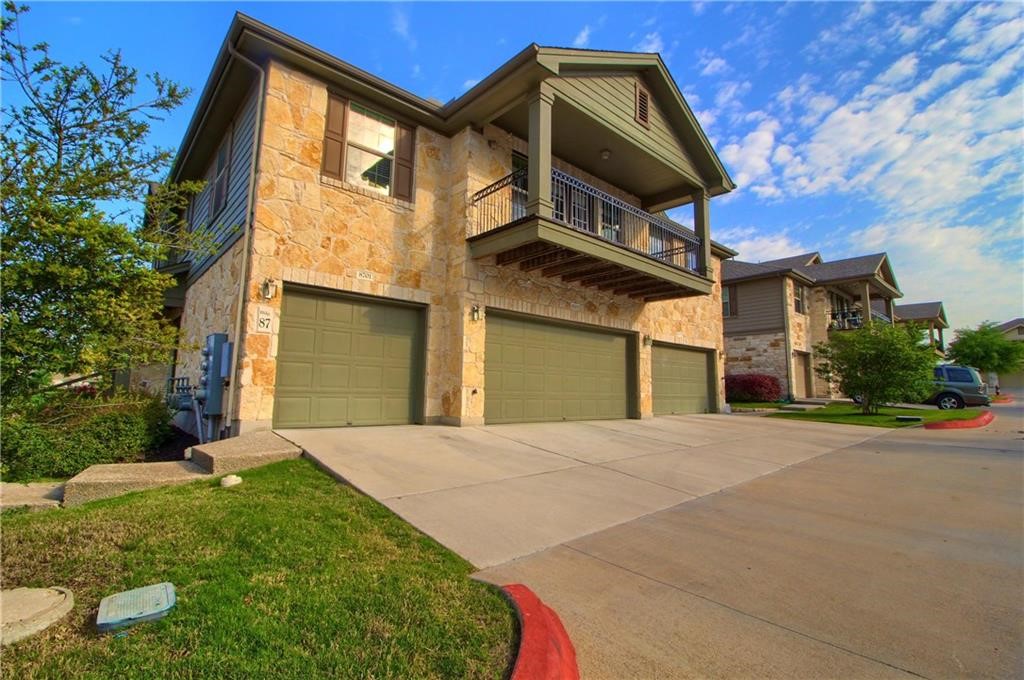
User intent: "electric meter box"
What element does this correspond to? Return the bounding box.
[196,333,231,416]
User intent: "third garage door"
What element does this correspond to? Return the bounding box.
[652,343,712,415]
[485,313,632,424]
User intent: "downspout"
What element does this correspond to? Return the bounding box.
[222,43,266,438]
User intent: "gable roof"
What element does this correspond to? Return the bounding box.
[172,13,733,198]
[720,258,815,286]
[760,252,822,269]
[722,251,901,297]
[995,318,1024,332]
[894,302,948,327]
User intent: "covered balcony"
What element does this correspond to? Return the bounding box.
[469,167,710,301]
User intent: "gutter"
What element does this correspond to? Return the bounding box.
[221,43,266,438]
[781,278,794,402]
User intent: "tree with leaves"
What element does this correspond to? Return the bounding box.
[814,322,937,414]
[1,2,204,399]
[947,322,1024,391]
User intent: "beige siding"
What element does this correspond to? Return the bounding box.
[550,74,700,183]
[724,279,785,335]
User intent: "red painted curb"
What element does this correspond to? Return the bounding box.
[924,410,995,430]
[503,584,579,680]
[992,395,1015,404]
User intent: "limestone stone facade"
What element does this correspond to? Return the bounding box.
[176,60,727,433]
[724,332,789,395]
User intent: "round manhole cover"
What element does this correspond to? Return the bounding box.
[1,587,74,646]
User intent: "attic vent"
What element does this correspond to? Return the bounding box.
[635,83,650,127]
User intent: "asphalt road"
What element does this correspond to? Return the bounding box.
[478,401,1024,679]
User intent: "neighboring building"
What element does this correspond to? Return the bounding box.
[993,318,1024,391]
[721,251,902,399]
[159,14,738,436]
[891,301,948,356]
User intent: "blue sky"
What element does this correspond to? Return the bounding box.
[14,1,1024,328]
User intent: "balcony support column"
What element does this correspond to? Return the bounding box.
[526,84,554,219]
[692,189,711,277]
[861,282,873,326]
[928,321,936,346]
[886,298,895,325]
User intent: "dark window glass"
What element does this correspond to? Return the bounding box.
[946,368,974,383]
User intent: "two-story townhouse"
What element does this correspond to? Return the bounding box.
[993,318,1024,391]
[159,14,738,437]
[721,251,903,400]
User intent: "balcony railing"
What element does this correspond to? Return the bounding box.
[871,309,891,324]
[830,309,863,330]
[471,168,703,275]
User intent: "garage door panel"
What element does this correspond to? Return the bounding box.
[274,290,422,428]
[652,344,711,415]
[485,314,630,424]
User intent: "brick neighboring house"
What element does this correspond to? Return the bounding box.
[158,14,739,437]
[721,251,903,400]
[891,301,948,356]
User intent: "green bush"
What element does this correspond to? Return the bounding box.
[1,391,171,481]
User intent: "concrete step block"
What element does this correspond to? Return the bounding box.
[190,430,302,475]
[63,461,208,507]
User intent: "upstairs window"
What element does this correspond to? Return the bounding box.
[209,129,232,220]
[322,95,415,201]
[723,285,738,317]
[794,284,807,314]
[635,83,650,127]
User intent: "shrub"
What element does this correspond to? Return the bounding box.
[726,373,783,402]
[1,390,171,481]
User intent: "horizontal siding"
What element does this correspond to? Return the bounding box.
[187,85,259,284]
[724,278,785,335]
[550,74,701,183]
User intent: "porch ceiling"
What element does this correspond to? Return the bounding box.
[468,217,712,301]
[493,98,696,206]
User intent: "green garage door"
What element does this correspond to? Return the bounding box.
[485,314,631,424]
[273,289,423,428]
[652,343,712,415]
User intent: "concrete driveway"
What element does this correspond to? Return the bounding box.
[279,415,881,567]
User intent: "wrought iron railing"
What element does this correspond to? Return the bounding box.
[830,309,863,330]
[471,168,703,275]
[871,308,892,324]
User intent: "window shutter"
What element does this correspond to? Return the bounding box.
[731,285,738,316]
[322,95,346,179]
[393,122,415,201]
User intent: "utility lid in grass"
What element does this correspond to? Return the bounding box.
[96,583,175,633]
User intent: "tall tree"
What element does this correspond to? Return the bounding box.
[947,322,1024,383]
[0,2,201,398]
[814,323,937,414]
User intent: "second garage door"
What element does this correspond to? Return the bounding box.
[652,343,712,415]
[273,289,424,428]
[485,313,632,424]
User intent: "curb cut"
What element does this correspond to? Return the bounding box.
[924,410,995,430]
[502,584,579,680]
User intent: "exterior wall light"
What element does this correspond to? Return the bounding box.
[643,334,653,347]
[471,304,482,322]
[260,278,278,300]
[600,149,612,161]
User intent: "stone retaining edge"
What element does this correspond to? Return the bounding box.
[923,410,995,430]
[502,583,579,680]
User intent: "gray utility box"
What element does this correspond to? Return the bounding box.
[197,333,231,417]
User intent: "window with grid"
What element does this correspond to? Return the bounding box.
[209,129,232,220]
[322,96,415,201]
[794,284,806,314]
[723,285,737,317]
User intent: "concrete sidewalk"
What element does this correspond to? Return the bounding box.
[279,415,881,567]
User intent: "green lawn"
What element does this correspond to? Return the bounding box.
[1,459,517,679]
[768,403,987,428]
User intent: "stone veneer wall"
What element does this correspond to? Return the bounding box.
[198,59,725,432]
[724,332,789,396]
[806,286,835,398]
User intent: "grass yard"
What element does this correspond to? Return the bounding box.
[768,403,987,428]
[1,459,517,679]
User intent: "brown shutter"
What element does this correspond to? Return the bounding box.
[392,122,415,201]
[730,285,738,316]
[322,95,347,179]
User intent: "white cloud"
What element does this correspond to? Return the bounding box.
[634,32,664,53]
[715,226,814,262]
[573,25,591,48]
[876,53,918,85]
[698,50,729,76]
[391,7,417,50]
[715,80,751,109]
[720,118,781,192]
[692,2,706,16]
[462,78,480,91]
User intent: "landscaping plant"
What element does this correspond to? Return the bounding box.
[946,322,1024,389]
[0,3,209,400]
[814,322,936,415]
[726,373,783,402]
